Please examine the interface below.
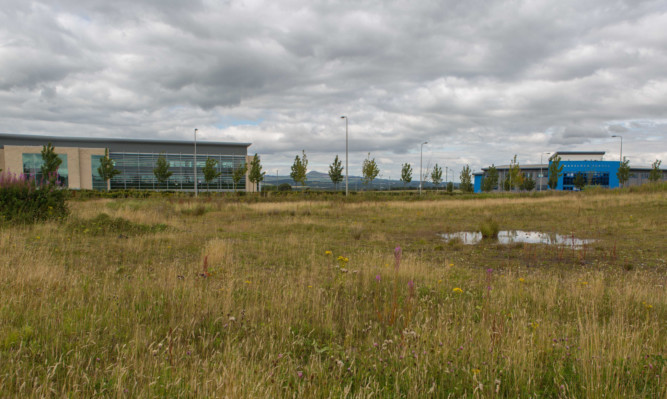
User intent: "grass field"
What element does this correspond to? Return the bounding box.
[0,189,665,397]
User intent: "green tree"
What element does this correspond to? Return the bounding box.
[248,153,265,192]
[431,164,443,189]
[97,148,121,191]
[202,158,221,191]
[521,174,536,191]
[40,142,62,183]
[508,155,523,191]
[503,174,511,191]
[153,153,173,187]
[649,159,662,182]
[290,150,308,189]
[616,158,630,187]
[328,155,344,190]
[459,165,473,193]
[361,153,380,188]
[232,162,247,192]
[548,155,564,189]
[400,163,412,187]
[573,172,586,190]
[482,165,498,192]
[446,182,454,193]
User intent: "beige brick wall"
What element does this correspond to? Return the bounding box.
[0,148,5,172]
[2,145,105,189]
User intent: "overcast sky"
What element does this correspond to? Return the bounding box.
[1,0,666,180]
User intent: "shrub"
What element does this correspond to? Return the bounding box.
[479,218,500,239]
[0,172,69,223]
[278,183,292,192]
[68,213,167,236]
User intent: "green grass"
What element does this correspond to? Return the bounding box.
[0,188,665,397]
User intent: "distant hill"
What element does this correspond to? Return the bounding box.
[262,170,458,190]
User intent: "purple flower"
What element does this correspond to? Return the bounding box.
[408,280,414,289]
[486,268,493,274]
[375,274,381,282]
[297,371,304,378]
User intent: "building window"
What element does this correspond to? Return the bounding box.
[22,153,69,187]
[107,152,246,190]
[91,155,107,190]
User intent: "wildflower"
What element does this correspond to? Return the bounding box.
[642,302,653,310]
[486,268,493,274]
[297,371,303,378]
[394,246,402,270]
[453,287,463,294]
[375,274,381,282]
[245,280,251,284]
[518,278,525,283]
[325,250,332,255]
[438,279,442,284]
[448,263,454,267]
[530,321,539,330]
[307,285,312,288]
[581,281,588,286]
[472,368,481,374]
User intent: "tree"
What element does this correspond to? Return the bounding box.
[97,148,121,191]
[460,165,473,193]
[521,174,536,191]
[615,158,630,187]
[482,165,498,192]
[649,159,662,182]
[400,163,412,187]
[202,158,221,191]
[328,155,344,190]
[361,153,380,188]
[431,164,443,189]
[548,155,564,189]
[573,172,586,190]
[446,182,454,193]
[508,155,523,191]
[232,162,247,192]
[40,142,62,183]
[153,153,173,187]
[248,153,265,191]
[503,174,511,191]
[290,150,308,189]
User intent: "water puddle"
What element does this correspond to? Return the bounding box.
[441,230,595,248]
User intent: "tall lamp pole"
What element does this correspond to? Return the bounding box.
[194,128,198,197]
[341,116,349,196]
[611,135,623,162]
[540,152,550,191]
[420,141,428,195]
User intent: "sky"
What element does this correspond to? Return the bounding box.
[1,0,666,181]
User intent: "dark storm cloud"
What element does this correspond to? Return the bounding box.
[1,0,666,178]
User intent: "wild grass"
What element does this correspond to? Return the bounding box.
[0,190,665,397]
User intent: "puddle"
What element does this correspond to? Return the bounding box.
[441,230,595,248]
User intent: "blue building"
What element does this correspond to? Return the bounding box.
[474,151,665,193]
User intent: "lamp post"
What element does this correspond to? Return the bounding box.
[611,135,623,162]
[341,116,349,196]
[419,141,428,195]
[540,152,550,191]
[194,128,198,197]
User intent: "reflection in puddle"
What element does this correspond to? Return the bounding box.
[441,230,595,247]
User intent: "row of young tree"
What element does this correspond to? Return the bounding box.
[289,150,475,192]
[480,155,664,192]
[97,151,266,192]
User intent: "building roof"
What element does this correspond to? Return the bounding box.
[0,132,251,148]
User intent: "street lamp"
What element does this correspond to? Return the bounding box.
[341,116,349,196]
[611,135,623,162]
[420,141,428,195]
[194,128,198,197]
[539,152,551,191]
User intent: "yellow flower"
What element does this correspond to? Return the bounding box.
[438,279,443,284]
[530,321,539,330]
[518,278,525,283]
[642,301,653,310]
[245,280,251,284]
[35,236,40,240]
[449,263,454,267]
[452,287,463,294]
[581,281,588,286]
[325,250,332,256]
[308,285,312,288]
[471,368,481,374]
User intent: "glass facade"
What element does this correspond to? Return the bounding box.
[562,171,609,190]
[91,155,107,190]
[107,152,246,191]
[22,153,69,186]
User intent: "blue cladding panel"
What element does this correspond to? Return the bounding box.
[474,175,483,193]
[549,161,620,190]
